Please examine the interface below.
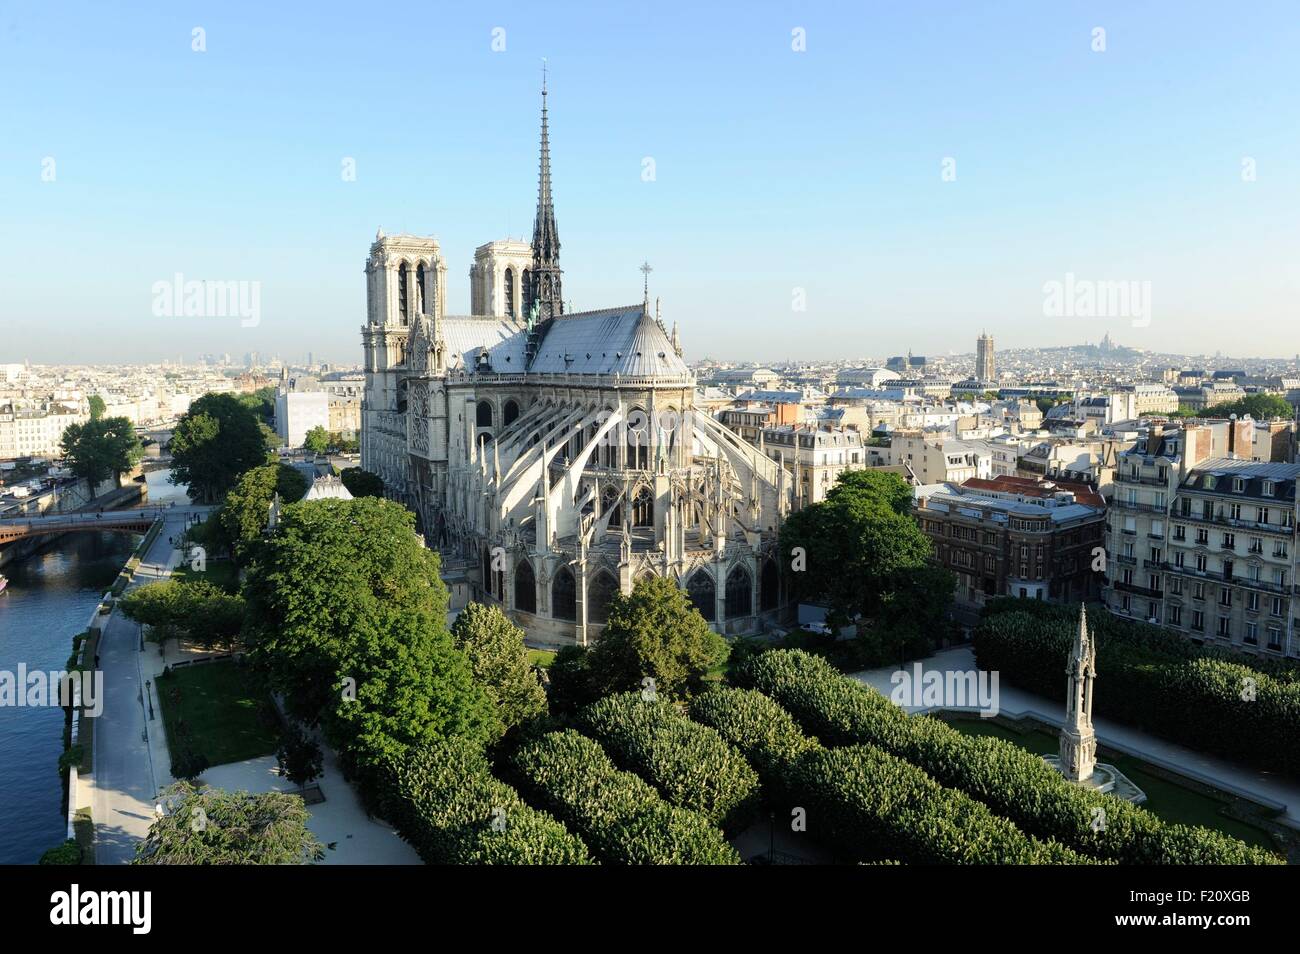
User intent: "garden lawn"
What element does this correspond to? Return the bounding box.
[155,660,278,767]
[526,649,556,669]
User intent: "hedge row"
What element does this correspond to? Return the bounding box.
[734,650,1282,865]
[578,693,760,829]
[974,602,1300,778]
[508,729,740,864]
[375,737,592,864]
[690,687,1087,864]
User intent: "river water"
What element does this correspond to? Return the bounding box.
[0,468,188,863]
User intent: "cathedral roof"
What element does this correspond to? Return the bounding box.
[525,306,690,379]
[441,316,528,370]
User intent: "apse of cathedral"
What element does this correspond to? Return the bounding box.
[360,80,793,646]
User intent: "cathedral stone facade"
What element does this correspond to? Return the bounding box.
[361,83,794,647]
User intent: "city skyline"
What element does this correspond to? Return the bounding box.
[3,1,1298,363]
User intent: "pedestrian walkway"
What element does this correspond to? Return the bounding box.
[89,509,199,863]
[850,647,1300,828]
[87,508,421,864]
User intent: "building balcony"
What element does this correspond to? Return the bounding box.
[1114,581,1164,599]
[1113,499,1167,514]
[1174,510,1295,535]
[1114,472,1170,487]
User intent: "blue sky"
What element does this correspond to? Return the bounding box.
[2,1,1298,364]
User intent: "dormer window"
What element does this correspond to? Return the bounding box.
[1233,477,1245,493]
[1262,480,1275,497]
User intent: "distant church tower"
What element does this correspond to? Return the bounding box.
[1059,604,1098,782]
[526,68,563,322]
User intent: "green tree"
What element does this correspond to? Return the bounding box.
[120,579,246,650]
[276,722,324,791]
[59,416,142,487]
[587,576,728,701]
[241,498,499,798]
[218,463,309,560]
[780,469,933,621]
[339,467,383,498]
[119,580,186,647]
[180,580,247,650]
[134,782,324,864]
[546,645,596,715]
[1199,393,1295,421]
[237,387,278,424]
[87,395,106,421]
[170,393,272,503]
[303,425,330,455]
[450,602,548,734]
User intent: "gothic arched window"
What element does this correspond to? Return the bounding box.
[503,399,520,426]
[552,567,577,622]
[416,263,426,315]
[398,263,410,325]
[601,486,621,528]
[504,267,515,318]
[687,570,716,622]
[626,409,649,469]
[760,559,780,612]
[632,486,653,527]
[476,400,494,429]
[726,565,752,619]
[514,559,536,613]
[588,570,618,624]
[522,268,532,314]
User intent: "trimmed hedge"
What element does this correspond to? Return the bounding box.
[691,687,1087,864]
[509,730,740,864]
[974,601,1300,778]
[578,693,760,829]
[376,737,592,865]
[735,650,1282,865]
[688,686,819,784]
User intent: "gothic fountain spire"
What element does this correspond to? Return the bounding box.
[1060,604,1098,782]
[529,59,563,322]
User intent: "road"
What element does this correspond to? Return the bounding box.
[90,506,213,864]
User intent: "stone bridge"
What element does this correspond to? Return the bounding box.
[0,508,167,545]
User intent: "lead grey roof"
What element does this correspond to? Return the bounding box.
[442,316,528,371]
[524,306,690,378]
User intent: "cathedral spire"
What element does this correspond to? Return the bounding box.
[529,61,563,321]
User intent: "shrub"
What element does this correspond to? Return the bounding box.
[39,839,83,865]
[508,730,740,864]
[690,687,1084,864]
[735,649,1282,865]
[375,737,591,865]
[689,686,818,784]
[974,602,1300,778]
[578,692,759,829]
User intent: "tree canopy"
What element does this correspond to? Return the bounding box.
[241,497,499,795]
[133,782,324,865]
[170,393,272,503]
[780,469,934,621]
[87,395,106,420]
[450,602,548,734]
[587,576,728,701]
[339,467,383,498]
[59,416,142,487]
[303,425,330,455]
[119,579,246,650]
[218,463,310,561]
[1178,393,1296,421]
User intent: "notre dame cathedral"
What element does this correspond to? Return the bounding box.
[360,79,793,647]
